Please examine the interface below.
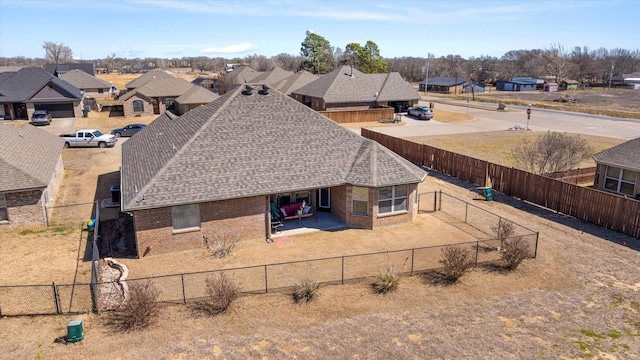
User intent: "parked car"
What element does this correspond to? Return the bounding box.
[407,106,434,120]
[111,123,146,137]
[31,110,52,126]
[60,129,117,148]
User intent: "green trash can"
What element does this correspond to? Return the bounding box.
[67,320,84,343]
[483,187,493,202]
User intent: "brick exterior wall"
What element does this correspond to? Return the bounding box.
[122,94,154,117]
[133,196,266,257]
[329,185,347,224]
[1,190,46,228]
[371,183,417,229]
[44,156,64,207]
[594,163,640,197]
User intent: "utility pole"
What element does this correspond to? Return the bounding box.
[608,62,614,90]
[424,53,431,94]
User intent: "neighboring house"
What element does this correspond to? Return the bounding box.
[59,69,112,97]
[419,77,468,93]
[175,86,220,115]
[229,66,263,84]
[291,65,420,113]
[0,123,65,227]
[125,69,175,91]
[512,77,544,90]
[496,79,537,91]
[44,63,95,76]
[461,82,486,94]
[0,67,83,120]
[544,82,559,92]
[611,73,640,89]
[561,79,579,90]
[191,77,217,90]
[270,70,319,95]
[119,77,208,117]
[248,67,294,86]
[120,84,427,257]
[0,66,26,73]
[593,138,640,200]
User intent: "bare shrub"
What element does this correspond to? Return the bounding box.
[372,264,401,294]
[199,273,240,315]
[502,237,531,270]
[116,280,160,330]
[439,246,475,283]
[491,219,516,242]
[512,131,593,174]
[204,230,240,258]
[292,277,320,304]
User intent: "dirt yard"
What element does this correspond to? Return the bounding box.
[1,86,639,358]
[457,88,640,119]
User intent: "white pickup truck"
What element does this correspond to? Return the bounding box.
[60,129,118,148]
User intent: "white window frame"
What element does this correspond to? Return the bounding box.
[351,186,368,215]
[171,204,201,231]
[377,185,408,215]
[604,166,636,196]
[0,193,8,221]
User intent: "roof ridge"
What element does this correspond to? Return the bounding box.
[375,72,391,102]
[133,89,241,204]
[370,139,428,183]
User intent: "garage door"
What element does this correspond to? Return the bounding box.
[34,103,74,118]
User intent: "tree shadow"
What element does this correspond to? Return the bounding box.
[420,269,458,286]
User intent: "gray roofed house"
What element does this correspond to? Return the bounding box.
[248,67,294,86]
[119,76,208,116]
[230,66,263,84]
[611,73,640,88]
[44,63,95,76]
[270,70,319,95]
[418,77,470,93]
[0,123,65,227]
[59,69,112,97]
[290,65,420,118]
[0,67,84,120]
[125,69,175,90]
[120,84,427,256]
[593,138,640,199]
[175,85,220,115]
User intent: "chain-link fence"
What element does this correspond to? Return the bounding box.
[1,191,538,316]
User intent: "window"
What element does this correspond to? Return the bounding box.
[378,185,408,215]
[165,98,176,110]
[133,100,144,112]
[352,186,368,215]
[604,166,637,196]
[171,204,200,230]
[0,193,7,221]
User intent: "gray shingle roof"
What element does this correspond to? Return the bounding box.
[249,67,294,85]
[121,86,426,211]
[271,70,319,95]
[292,65,420,103]
[592,137,640,171]
[125,70,175,89]
[231,66,263,84]
[419,77,468,86]
[0,124,65,192]
[119,77,195,101]
[175,85,219,104]
[59,69,112,90]
[45,63,95,76]
[0,67,83,102]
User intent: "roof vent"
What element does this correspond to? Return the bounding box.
[245,84,254,95]
[261,84,270,95]
[350,65,354,78]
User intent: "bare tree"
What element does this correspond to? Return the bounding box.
[542,44,571,83]
[215,72,235,95]
[512,131,593,174]
[42,41,73,64]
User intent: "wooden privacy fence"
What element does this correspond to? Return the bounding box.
[544,167,596,185]
[362,129,640,239]
[320,107,394,124]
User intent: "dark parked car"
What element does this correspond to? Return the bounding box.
[31,110,52,126]
[111,123,146,137]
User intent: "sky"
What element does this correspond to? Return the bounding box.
[1,0,638,60]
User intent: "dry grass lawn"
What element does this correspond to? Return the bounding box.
[1,93,639,359]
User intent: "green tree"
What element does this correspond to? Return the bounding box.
[345,41,387,73]
[300,33,334,74]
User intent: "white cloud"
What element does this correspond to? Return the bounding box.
[201,43,256,54]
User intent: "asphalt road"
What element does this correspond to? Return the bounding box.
[363,99,640,140]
